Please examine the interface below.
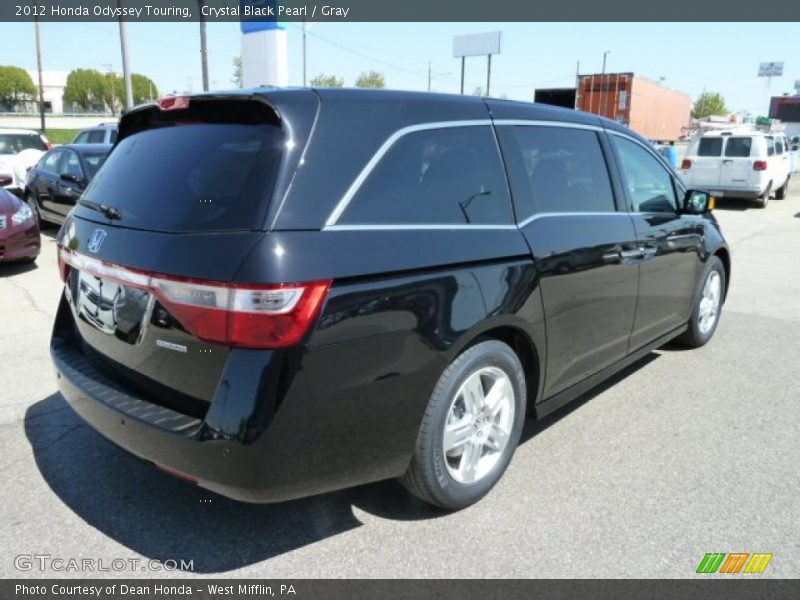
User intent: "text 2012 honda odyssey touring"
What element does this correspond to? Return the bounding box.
[51,89,730,509]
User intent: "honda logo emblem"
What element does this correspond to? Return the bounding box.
[87,229,107,253]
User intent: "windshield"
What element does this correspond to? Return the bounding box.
[0,133,47,155]
[76,123,284,232]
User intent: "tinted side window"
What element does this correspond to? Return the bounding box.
[698,138,723,156]
[775,138,783,155]
[339,126,512,225]
[41,150,62,173]
[505,126,615,215]
[110,130,118,143]
[73,132,89,144]
[613,136,678,213]
[766,137,775,156]
[725,137,752,157]
[62,152,83,178]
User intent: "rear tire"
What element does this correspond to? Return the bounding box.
[755,182,772,208]
[775,177,789,200]
[399,340,526,510]
[677,256,725,348]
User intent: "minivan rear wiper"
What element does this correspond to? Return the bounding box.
[79,200,122,220]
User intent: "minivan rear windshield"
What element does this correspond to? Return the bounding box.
[697,138,723,157]
[75,118,284,232]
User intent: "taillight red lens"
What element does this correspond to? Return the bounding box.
[58,248,331,349]
[753,160,768,171]
[681,159,692,170]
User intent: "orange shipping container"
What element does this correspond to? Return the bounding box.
[576,73,691,141]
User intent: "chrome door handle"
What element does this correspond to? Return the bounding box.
[619,247,645,260]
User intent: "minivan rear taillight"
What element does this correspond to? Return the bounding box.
[59,248,331,349]
[681,159,692,170]
[753,160,768,171]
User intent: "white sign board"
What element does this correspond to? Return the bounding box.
[453,32,501,58]
[758,61,784,77]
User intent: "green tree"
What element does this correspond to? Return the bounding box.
[232,56,243,88]
[309,73,344,88]
[131,73,158,104]
[0,65,37,109]
[692,92,729,119]
[355,71,385,89]
[63,68,106,111]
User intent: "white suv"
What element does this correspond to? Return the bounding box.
[681,130,792,208]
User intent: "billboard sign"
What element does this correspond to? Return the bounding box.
[453,31,501,57]
[758,61,784,77]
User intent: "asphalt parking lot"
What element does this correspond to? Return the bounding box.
[1,189,799,579]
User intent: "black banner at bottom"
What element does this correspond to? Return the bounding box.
[3,579,800,600]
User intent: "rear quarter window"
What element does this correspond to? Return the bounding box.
[77,123,284,232]
[697,138,723,157]
[337,126,513,226]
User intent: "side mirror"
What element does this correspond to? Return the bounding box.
[60,173,84,186]
[683,189,715,214]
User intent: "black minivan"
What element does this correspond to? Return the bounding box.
[51,89,729,509]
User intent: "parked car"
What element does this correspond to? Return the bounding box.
[25,144,112,226]
[0,129,51,196]
[680,130,792,207]
[71,123,118,145]
[51,90,730,510]
[0,186,40,263]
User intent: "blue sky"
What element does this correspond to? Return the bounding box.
[1,21,797,114]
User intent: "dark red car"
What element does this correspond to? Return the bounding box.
[0,187,40,263]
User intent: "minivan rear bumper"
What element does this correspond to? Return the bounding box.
[52,327,428,504]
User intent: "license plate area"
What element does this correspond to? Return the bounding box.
[68,268,154,343]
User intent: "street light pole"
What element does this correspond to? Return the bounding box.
[600,50,610,117]
[118,0,133,111]
[34,17,45,132]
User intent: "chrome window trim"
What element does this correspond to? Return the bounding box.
[324,224,519,232]
[495,119,602,132]
[517,211,625,229]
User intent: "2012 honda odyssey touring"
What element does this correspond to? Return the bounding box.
[51,89,730,510]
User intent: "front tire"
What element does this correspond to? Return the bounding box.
[399,340,526,510]
[677,256,725,348]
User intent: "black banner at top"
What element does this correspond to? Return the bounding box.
[3,0,800,22]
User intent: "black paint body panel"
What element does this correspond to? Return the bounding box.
[51,89,729,503]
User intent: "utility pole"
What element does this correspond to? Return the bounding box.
[198,0,209,91]
[34,17,45,132]
[600,50,610,117]
[101,63,115,114]
[460,57,465,95]
[118,0,133,111]
[574,60,580,109]
[428,61,431,92]
[302,21,307,86]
